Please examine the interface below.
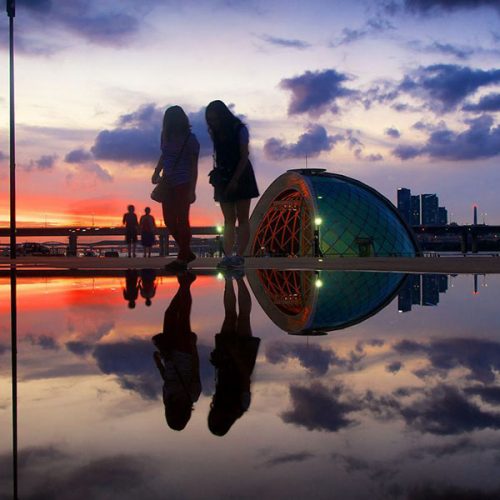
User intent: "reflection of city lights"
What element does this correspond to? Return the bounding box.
[315,279,323,288]
[314,217,322,226]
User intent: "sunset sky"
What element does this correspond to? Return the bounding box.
[0,0,499,227]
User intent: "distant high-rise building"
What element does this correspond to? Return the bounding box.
[397,188,411,225]
[411,195,421,225]
[421,194,439,225]
[438,207,448,225]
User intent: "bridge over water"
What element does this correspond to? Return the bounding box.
[1,223,499,255]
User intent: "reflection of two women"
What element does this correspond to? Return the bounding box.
[208,273,260,436]
[153,271,201,431]
[152,271,260,435]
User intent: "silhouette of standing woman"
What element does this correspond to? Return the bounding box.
[152,272,200,431]
[208,273,260,436]
[206,100,259,269]
[153,106,199,272]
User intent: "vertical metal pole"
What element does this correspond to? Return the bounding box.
[10,267,18,499]
[7,0,16,259]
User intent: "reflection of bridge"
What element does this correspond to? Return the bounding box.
[412,225,500,253]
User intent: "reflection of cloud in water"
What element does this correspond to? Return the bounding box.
[265,341,363,376]
[261,451,315,468]
[67,320,115,344]
[385,361,403,373]
[282,382,359,432]
[394,338,500,383]
[93,339,161,400]
[401,384,500,435]
[90,338,214,401]
[25,334,60,351]
[0,446,154,500]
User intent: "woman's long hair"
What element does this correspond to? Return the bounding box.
[205,100,242,141]
[162,105,191,143]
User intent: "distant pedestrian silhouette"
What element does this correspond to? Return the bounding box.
[208,272,260,436]
[139,207,157,258]
[206,100,259,270]
[152,106,199,272]
[123,269,139,309]
[152,271,200,431]
[122,204,139,258]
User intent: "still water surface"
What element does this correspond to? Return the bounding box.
[1,270,500,499]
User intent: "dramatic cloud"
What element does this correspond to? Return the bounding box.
[403,0,500,15]
[279,69,355,117]
[24,154,58,171]
[282,382,359,432]
[18,0,141,47]
[65,149,93,164]
[264,125,343,160]
[398,64,500,113]
[66,162,113,184]
[330,17,395,46]
[260,34,311,49]
[393,115,500,161]
[401,384,500,435]
[89,103,211,165]
[407,40,474,60]
[385,127,401,139]
[463,93,500,112]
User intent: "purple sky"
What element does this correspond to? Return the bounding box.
[0,0,499,226]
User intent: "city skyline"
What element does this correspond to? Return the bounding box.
[1,0,499,228]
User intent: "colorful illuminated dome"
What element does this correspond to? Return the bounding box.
[249,169,419,257]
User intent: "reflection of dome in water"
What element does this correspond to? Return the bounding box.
[247,270,405,334]
[249,169,419,257]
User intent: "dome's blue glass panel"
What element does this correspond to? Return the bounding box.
[308,271,405,331]
[307,175,417,257]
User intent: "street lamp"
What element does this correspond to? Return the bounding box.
[216,224,223,257]
[314,217,323,258]
[7,0,16,259]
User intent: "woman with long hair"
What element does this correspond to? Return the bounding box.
[205,100,259,268]
[152,106,199,271]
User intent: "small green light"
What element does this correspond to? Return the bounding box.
[315,217,322,226]
[315,279,323,288]
[217,272,224,280]
[216,225,223,234]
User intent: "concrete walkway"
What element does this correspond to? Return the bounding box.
[2,256,500,274]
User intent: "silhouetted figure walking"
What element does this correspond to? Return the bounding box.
[122,205,139,258]
[208,272,260,436]
[152,271,201,431]
[140,207,157,258]
[206,100,259,269]
[123,269,139,309]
